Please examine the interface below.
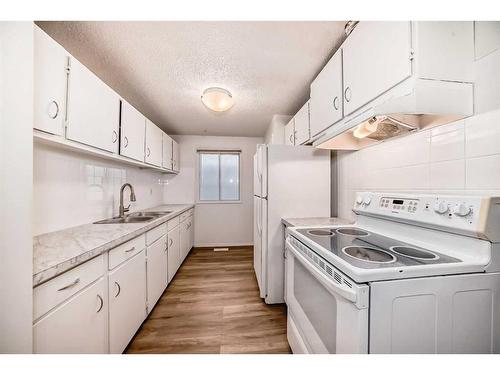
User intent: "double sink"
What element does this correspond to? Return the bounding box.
[94,211,172,224]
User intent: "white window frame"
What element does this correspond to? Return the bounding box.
[196,150,241,204]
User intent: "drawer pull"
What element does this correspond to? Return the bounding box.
[124,246,136,253]
[57,278,80,291]
[114,281,121,297]
[96,294,104,313]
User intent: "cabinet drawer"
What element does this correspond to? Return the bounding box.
[34,254,105,321]
[167,216,180,230]
[108,234,146,270]
[146,223,167,246]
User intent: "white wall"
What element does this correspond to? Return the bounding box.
[164,135,263,247]
[0,22,33,353]
[33,143,166,235]
[337,26,500,221]
[264,114,291,144]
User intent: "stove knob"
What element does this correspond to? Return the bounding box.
[355,195,363,205]
[433,201,449,215]
[363,196,372,206]
[453,203,472,217]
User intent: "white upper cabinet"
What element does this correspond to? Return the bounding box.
[145,119,163,167]
[66,57,120,153]
[120,100,146,162]
[34,26,68,136]
[310,49,343,137]
[342,22,412,115]
[294,101,311,145]
[284,118,295,146]
[172,139,180,172]
[162,133,173,170]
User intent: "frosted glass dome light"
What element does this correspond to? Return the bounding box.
[201,87,234,112]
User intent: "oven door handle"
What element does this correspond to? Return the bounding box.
[286,238,358,304]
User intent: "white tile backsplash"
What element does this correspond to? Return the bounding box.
[33,143,166,235]
[337,108,500,221]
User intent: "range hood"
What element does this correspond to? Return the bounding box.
[314,78,474,150]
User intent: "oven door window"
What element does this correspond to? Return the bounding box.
[294,259,338,353]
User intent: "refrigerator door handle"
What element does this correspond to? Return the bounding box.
[257,199,262,235]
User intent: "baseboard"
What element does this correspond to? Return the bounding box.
[194,243,253,250]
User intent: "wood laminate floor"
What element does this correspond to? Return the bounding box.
[126,246,291,354]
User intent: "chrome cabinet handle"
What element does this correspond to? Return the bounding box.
[169,238,173,247]
[333,96,339,110]
[124,246,136,253]
[96,294,104,313]
[112,130,118,143]
[123,136,129,148]
[289,134,294,144]
[57,278,80,291]
[48,100,59,119]
[344,87,352,102]
[114,281,121,297]
[146,147,151,157]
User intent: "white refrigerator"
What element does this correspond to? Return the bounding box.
[253,144,331,304]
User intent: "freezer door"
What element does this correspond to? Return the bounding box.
[253,144,267,198]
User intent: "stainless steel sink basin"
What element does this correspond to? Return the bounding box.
[93,210,172,224]
[94,215,157,224]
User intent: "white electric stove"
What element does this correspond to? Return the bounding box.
[285,192,500,354]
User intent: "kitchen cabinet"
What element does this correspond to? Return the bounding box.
[108,250,147,354]
[180,217,193,262]
[120,100,146,162]
[146,235,168,311]
[145,119,163,167]
[162,133,173,170]
[284,118,295,146]
[310,49,343,137]
[34,26,68,136]
[342,21,412,116]
[172,139,180,172]
[294,101,311,145]
[167,224,181,283]
[66,57,120,153]
[33,278,107,353]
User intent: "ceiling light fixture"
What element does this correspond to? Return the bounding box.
[201,87,234,112]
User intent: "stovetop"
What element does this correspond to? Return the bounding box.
[294,226,461,270]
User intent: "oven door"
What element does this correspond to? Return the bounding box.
[285,236,369,354]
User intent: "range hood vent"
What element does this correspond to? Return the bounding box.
[314,78,474,150]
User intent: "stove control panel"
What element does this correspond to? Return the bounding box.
[353,192,500,242]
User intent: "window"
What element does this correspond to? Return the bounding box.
[198,151,240,202]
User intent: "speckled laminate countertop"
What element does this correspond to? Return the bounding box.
[281,217,353,227]
[33,204,194,287]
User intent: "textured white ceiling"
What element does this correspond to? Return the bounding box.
[37,21,346,137]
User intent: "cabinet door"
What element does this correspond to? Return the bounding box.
[284,118,295,146]
[172,140,180,172]
[120,100,145,162]
[145,119,163,167]
[33,278,107,353]
[342,21,412,115]
[34,26,68,136]
[146,235,168,311]
[109,250,147,354]
[167,225,180,283]
[189,217,194,252]
[294,101,310,145]
[310,49,343,137]
[180,219,190,262]
[162,133,173,170]
[66,57,120,153]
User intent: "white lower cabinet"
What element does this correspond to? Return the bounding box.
[180,217,194,262]
[108,250,147,354]
[33,277,107,354]
[146,235,168,312]
[167,225,181,283]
